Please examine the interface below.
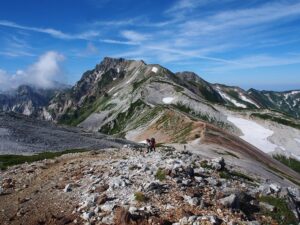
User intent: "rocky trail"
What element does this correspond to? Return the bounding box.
[0,146,299,225]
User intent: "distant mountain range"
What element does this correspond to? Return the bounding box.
[0,83,69,119]
[0,57,299,159]
[1,57,299,121]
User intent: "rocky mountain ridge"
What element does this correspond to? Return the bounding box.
[1,57,299,121]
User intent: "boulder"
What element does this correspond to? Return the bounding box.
[211,157,225,171]
[219,194,239,209]
[145,182,169,194]
[269,183,281,194]
[184,195,200,206]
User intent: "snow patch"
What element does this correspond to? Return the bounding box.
[162,97,174,104]
[227,116,278,153]
[151,67,158,73]
[285,91,300,99]
[216,88,247,108]
[240,95,260,108]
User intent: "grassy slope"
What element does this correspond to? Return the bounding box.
[0,149,89,170]
[273,154,300,174]
[251,112,300,130]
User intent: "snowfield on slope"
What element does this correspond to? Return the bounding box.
[162,97,174,104]
[151,67,158,73]
[240,95,260,108]
[215,88,247,108]
[227,116,278,153]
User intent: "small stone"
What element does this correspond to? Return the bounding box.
[97,194,108,205]
[95,184,109,193]
[194,176,202,182]
[81,211,95,221]
[184,195,200,206]
[188,216,197,223]
[64,184,72,192]
[179,217,188,225]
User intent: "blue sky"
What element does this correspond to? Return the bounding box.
[0,0,300,91]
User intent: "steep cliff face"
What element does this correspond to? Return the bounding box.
[0,85,66,119]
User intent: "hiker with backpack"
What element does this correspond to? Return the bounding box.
[150,137,156,152]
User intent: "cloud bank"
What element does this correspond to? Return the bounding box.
[0,51,65,91]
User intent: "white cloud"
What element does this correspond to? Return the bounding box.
[0,51,66,91]
[121,30,149,43]
[167,0,203,13]
[0,20,100,40]
[100,38,138,46]
[75,42,99,57]
[180,1,300,37]
[206,54,300,72]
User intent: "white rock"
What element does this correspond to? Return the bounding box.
[101,203,114,212]
[269,183,281,193]
[194,176,203,182]
[81,211,94,221]
[129,206,137,214]
[188,216,197,223]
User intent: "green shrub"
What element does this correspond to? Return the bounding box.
[200,160,213,169]
[155,168,166,181]
[0,149,88,170]
[219,169,254,182]
[134,192,146,202]
[273,154,300,174]
[259,196,298,225]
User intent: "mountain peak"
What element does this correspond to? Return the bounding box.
[176,71,207,84]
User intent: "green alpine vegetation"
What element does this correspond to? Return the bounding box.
[273,154,300,174]
[0,149,89,170]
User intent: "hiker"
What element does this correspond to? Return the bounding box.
[150,137,156,152]
[146,139,151,153]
